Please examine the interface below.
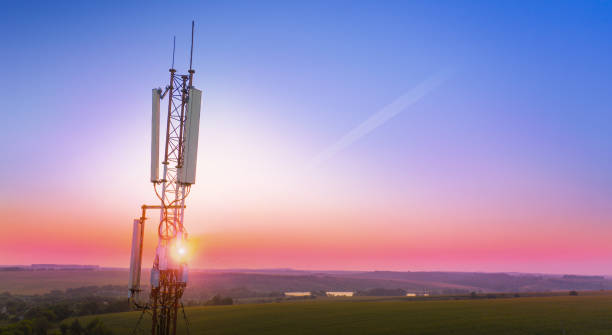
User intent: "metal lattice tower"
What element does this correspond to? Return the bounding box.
[151,70,192,335]
[157,70,192,242]
[128,21,202,335]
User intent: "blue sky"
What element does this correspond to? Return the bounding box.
[1,1,611,273]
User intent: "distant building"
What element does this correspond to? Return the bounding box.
[327,291,354,297]
[406,292,429,297]
[284,292,311,297]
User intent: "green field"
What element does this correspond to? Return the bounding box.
[78,294,612,335]
[0,270,128,294]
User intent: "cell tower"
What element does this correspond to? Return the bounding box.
[128,21,202,335]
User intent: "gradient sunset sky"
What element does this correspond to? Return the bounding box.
[1,1,611,275]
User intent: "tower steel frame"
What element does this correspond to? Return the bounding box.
[149,68,195,335]
[130,22,198,335]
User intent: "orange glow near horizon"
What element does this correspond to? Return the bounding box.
[2,185,612,275]
[2,5,612,276]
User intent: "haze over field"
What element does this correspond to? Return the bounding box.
[1,1,612,275]
[1,269,610,296]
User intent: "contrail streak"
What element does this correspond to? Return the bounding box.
[306,69,451,170]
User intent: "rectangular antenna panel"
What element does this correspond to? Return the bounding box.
[151,89,161,182]
[178,88,202,184]
[128,219,143,298]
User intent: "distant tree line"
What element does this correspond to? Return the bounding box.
[355,288,408,296]
[0,317,113,335]
[563,275,604,280]
[0,289,127,335]
[0,290,129,323]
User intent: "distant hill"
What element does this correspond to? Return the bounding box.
[1,268,611,296]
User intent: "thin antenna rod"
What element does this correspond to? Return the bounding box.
[189,21,194,71]
[171,36,176,69]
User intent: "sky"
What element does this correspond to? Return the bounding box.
[0,1,611,275]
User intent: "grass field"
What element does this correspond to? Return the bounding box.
[0,271,128,294]
[78,294,612,335]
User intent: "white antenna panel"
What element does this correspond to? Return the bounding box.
[151,89,161,182]
[128,219,143,298]
[178,88,202,184]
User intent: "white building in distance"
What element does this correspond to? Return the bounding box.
[327,291,354,297]
[406,292,430,297]
[284,292,311,297]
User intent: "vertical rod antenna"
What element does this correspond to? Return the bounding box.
[171,36,176,69]
[189,21,194,71]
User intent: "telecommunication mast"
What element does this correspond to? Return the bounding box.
[128,21,202,335]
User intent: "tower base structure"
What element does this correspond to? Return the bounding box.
[150,269,187,335]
